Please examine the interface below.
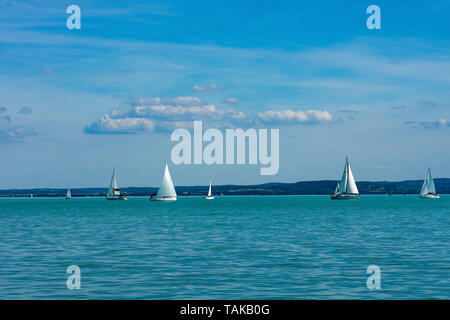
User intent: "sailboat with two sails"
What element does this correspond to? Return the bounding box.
[150,161,177,201]
[420,168,439,199]
[331,157,360,200]
[106,168,128,200]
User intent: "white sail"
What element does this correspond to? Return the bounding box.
[346,163,359,194]
[113,169,120,196]
[66,187,71,199]
[107,169,120,198]
[338,161,348,193]
[156,162,177,199]
[420,177,428,195]
[427,168,436,194]
[334,182,339,194]
[208,180,212,197]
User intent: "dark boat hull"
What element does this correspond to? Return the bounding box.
[331,193,359,200]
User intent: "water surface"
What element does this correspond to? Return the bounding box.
[0,195,448,299]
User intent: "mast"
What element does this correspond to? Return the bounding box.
[345,157,349,194]
[427,168,436,194]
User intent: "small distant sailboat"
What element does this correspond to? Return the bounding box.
[30,194,33,198]
[331,156,360,200]
[65,187,72,199]
[106,168,128,200]
[204,180,215,200]
[419,168,439,199]
[150,161,177,201]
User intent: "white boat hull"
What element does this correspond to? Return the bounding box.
[107,196,128,200]
[331,193,359,200]
[420,194,440,199]
[150,196,177,201]
[204,196,215,200]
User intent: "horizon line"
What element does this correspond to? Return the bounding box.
[0,177,446,191]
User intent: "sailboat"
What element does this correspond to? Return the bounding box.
[204,180,215,200]
[331,156,360,200]
[106,168,128,200]
[419,168,439,199]
[150,161,177,201]
[65,187,72,199]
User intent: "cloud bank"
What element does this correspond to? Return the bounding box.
[193,84,222,91]
[258,109,333,125]
[405,118,450,129]
[85,96,333,134]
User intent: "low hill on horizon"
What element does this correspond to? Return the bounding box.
[2,178,450,197]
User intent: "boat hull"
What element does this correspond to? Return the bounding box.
[106,196,128,200]
[150,196,177,202]
[331,193,360,200]
[420,194,440,199]
[204,196,215,200]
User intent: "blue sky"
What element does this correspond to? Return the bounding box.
[0,0,450,188]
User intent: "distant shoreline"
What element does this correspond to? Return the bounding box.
[1,178,450,197]
[0,194,440,199]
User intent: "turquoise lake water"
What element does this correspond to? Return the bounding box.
[0,195,449,299]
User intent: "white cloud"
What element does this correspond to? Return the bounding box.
[193,84,222,91]
[85,96,250,134]
[133,96,203,105]
[224,97,239,104]
[404,118,450,129]
[126,104,246,121]
[421,118,450,129]
[258,109,333,124]
[84,115,155,134]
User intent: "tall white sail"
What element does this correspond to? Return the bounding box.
[420,173,429,195]
[113,169,120,196]
[338,161,348,193]
[66,187,71,199]
[156,162,177,199]
[427,168,436,194]
[107,169,120,197]
[346,163,359,194]
[208,180,212,197]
